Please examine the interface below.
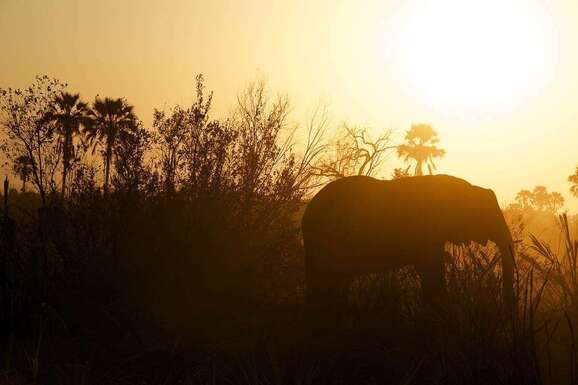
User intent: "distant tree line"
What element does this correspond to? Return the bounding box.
[510,186,565,214]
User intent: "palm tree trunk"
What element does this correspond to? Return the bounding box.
[62,126,77,197]
[61,165,67,197]
[104,144,112,194]
[415,161,423,176]
[61,148,68,197]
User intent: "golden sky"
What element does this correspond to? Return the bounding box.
[1,0,578,210]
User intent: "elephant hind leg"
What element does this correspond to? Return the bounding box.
[305,269,351,331]
[305,270,323,320]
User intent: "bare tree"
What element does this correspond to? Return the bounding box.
[150,75,326,201]
[153,105,188,192]
[181,75,233,196]
[153,75,220,194]
[112,125,152,194]
[233,80,295,206]
[291,105,329,193]
[0,76,65,206]
[314,123,394,179]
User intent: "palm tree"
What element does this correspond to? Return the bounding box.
[43,92,90,195]
[397,124,446,176]
[548,191,565,213]
[85,97,137,193]
[515,189,534,209]
[13,155,34,192]
[569,165,578,198]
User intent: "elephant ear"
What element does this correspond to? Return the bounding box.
[426,176,471,245]
[445,190,489,260]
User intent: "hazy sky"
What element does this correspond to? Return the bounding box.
[1,0,578,210]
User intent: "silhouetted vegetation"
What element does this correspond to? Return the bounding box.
[511,186,565,214]
[1,75,578,385]
[397,123,446,176]
[569,166,578,198]
[313,123,394,179]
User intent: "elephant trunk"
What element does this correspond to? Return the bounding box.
[496,226,515,309]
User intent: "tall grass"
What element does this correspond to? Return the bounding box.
[4,185,577,384]
[520,214,578,384]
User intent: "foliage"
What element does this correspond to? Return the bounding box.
[85,96,138,193]
[111,125,153,194]
[42,92,90,196]
[153,101,190,192]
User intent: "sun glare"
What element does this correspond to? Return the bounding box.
[395,0,554,109]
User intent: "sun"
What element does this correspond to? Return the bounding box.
[394,0,555,109]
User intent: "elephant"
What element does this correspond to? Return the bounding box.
[301,175,515,318]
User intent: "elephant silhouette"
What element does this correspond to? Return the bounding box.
[302,175,515,319]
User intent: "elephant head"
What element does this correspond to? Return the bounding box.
[444,185,515,306]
